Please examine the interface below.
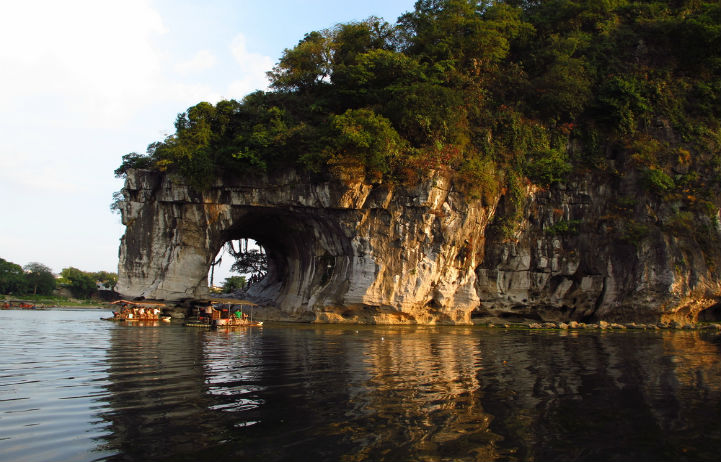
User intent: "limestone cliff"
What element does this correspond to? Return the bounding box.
[117,169,491,324]
[116,168,721,324]
[478,175,721,324]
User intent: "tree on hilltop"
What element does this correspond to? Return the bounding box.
[114,0,721,226]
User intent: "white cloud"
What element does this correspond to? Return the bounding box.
[227,34,274,98]
[175,50,217,73]
[0,0,168,126]
[0,1,279,275]
[0,3,277,129]
[0,159,80,193]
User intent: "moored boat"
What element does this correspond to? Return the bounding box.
[1,301,36,309]
[184,298,263,328]
[104,300,166,322]
[214,316,263,328]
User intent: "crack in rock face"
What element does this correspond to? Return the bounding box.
[116,169,721,324]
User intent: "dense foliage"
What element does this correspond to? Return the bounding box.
[221,276,247,293]
[0,257,117,298]
[0,259,58,296]
[23,263,57,295]
[116,0,721,212]
[59,267,100,298]
[0,258,30,295]
[229,249,268,279]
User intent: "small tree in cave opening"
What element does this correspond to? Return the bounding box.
[228,240,267,285]
[221,275,246,293]
[209,239,268,289]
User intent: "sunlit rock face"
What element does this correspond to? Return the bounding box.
[116,169,721,324]
[116,169,493,324]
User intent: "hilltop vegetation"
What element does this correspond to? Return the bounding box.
[116,0,721,212]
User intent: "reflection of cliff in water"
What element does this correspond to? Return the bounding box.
[336,327,501,461]
[97,325,231,460]
[93,324,721,461]
[186,326,502,461]
[477,330,721,461]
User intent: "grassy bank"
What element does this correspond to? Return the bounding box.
[1,294,109,308]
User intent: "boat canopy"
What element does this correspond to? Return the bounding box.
[205,297,258,306]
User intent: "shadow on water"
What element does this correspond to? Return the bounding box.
[90,323,721,462]
[478,330,721,461]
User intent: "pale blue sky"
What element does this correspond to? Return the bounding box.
[0,0,414,279]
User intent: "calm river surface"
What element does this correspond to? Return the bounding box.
[1,309,720,461]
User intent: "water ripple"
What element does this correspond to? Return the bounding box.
[1,311,720,461]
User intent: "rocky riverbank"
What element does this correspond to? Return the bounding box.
[479,319,721,331]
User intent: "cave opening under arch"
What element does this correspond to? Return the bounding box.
[207,238,267,291]
[204,208,353,311]
[699,303,721,322]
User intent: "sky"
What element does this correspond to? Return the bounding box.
[0,0,415,281]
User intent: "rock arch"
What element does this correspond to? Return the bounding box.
[115,169,490,323]
[207,208,355,312]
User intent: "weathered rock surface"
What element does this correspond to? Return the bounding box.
[117,169,491,324]
[116,169,721,324]
[476,176,721,324]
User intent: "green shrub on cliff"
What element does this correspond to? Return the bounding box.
[643,168,676,196]
[524,148,572,187]
[115,0,721,217]
[545,219,582,237]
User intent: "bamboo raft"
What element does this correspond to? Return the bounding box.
[103,300,171,322]
[184,298,263,328]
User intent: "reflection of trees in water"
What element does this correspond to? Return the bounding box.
[636,332,721,459]
[181,326,500,461]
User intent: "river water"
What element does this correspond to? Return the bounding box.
[0,309,720,461]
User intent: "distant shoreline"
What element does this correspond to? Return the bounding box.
[1,298,110,310]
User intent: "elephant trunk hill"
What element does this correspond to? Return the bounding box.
[116,168,721,325]
[114,1,721,324]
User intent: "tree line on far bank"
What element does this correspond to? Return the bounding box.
[0,257,118,299]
